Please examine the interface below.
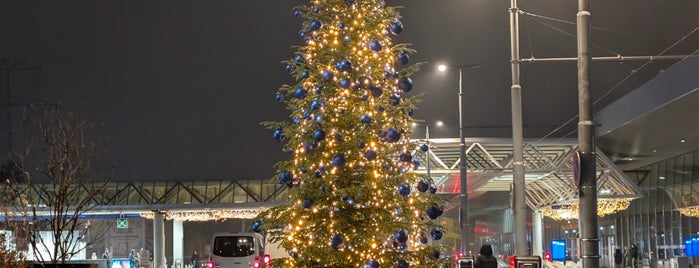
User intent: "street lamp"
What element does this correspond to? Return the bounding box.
[437,63,482,256]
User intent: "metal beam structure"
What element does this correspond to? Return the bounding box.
[2,138,639,214]
[1,179,289,208]
[410,137,641,209]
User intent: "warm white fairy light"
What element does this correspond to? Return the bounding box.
[541,198,632,221]
[139,208,265,221]
[678,206,699,218]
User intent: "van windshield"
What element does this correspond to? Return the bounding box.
[213,235,255,257]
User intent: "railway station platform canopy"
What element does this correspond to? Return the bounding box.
[1,137,642,221]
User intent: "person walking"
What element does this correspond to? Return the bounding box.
[629,244,638,268]
[101,248,111,266]
[624,244,638,268]
[191,249,200,268]
[129,249,139,268]
[475,244,498,268]
[614,248,623,268]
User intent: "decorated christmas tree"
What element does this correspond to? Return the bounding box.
[256,0,450,267]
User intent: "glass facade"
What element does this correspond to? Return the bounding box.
[542,149,699,266]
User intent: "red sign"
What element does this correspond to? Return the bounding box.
[572,150,581,188]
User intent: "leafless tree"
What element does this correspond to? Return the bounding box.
[2,108,112,264]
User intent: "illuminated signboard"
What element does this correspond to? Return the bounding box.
[551,239,566,262]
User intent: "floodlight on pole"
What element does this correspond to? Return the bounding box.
[437,63,483,256]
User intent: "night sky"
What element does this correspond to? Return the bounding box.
[2,0,698,180]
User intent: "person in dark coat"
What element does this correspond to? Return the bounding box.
[614,248,623,267]
[475,244,499,268]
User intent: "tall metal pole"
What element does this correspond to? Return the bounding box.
[509,0,528,256]
[577,0,599,267]
[458,68,470,255]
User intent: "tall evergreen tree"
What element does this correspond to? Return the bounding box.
[258,0,450,267]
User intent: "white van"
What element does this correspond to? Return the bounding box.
[205,232,269,268]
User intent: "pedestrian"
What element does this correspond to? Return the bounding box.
[475,244,498,268]
[191,249,200,267]
[624,244,638,268]
[101,248,111,265]
[613,248,623,268]
[129,248,139,268]
[629,244,638,268]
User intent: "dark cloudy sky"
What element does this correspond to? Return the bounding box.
[1,0,697,180]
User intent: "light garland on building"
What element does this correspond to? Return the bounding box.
[678,206,699,218]
[139,208,266,221]
[541,198,632,221]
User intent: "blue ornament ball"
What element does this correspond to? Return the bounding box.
[429,186,438,194]
[399,152,412,162]
[397,52,410,66]
[360,114,372,124]
[412,158,420,168]
[430,228,443,240]
[302,198,314,209]
[398,183,411,197]
[322,70,334,81]
[334,134,343,141]
[341,194,349,202]
[390,21,404,35]
[338,22,345,29]
[426,206,444,220]
[339,78,352,88]
[285,64,295,73]
[275,92,284,102]
[294,87,308,99]
[310,99,322,110]
[370,86,383,97]
[278,171,292,185]
[332,154,347,169]
[293,10,302,18]
[366,260,379,268]
[294,54,304,63]
[370,40,382,51]
[251,220,263,232]
[301,71,309,78]
[346,0,355,5]
[398,260,410,268]
[389,95,401,106]
[272,128,285,142]
[395,230,409,243]
[364,150,378,160]
[312,7,319,13]
[315,86,323,95]
[313,129,326,141]
[331,234,345,249]
[433,250,441,259]
[398,77,413,92]
[420,143,429,152]
[417,180,429,193]
[419,235,428,244]
[386,128,402,142]
[335,60,352,72]
[309,19,322,31]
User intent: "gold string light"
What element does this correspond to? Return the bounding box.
[678,206,699,218]
[541,198,632,221]
[139,208,266,221]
